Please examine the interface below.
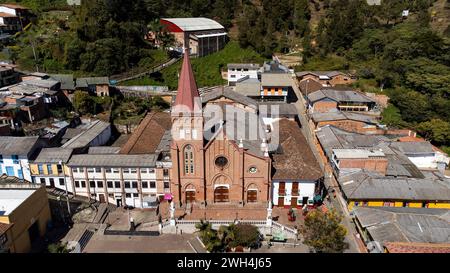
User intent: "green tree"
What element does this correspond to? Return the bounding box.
[227,224,260,249]
[417,119,450,146]
[72,91,94,115]
[48,242,72,253]
[301,209,348,253]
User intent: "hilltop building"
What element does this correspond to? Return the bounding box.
[159,18,228,57]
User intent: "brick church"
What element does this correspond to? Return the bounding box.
[170,51,272,209]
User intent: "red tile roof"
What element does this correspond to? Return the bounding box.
[120,111,171,155]
[398,136,448,154]
[384,242,450,253]
[173,50,200,112]
[272,119,323,180]
[0,3,28,9]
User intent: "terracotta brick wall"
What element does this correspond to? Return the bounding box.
[329,75,355,86]
[317,120,377,134]
[313,101,338,113]
[339,158,388,175]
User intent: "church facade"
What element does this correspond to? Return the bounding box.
[170,52,271,208]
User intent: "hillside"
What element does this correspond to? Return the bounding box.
[123,41,267,89]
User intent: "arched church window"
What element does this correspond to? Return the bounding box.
[184,145,194,174]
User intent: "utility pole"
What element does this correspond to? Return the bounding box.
[59,161,71,216]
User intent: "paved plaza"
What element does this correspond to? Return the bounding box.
[83,233,196,253]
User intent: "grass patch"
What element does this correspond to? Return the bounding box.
[122,41,267,89]
[295,54,349,71]
[351,78,381,94]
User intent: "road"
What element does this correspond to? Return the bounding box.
[289,77,363,253]
[111,57,181,83]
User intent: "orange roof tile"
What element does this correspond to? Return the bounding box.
[384,242,450,253]
[120,111,171,155]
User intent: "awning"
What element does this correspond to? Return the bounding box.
[164,193,173,200]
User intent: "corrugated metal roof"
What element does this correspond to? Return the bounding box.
[201,87,258,109]
[390,142,435,155]
[227,63,260,70]
[261,73,293,87]
[50,74,75,90]
[0,136,39,156]
[162,17,225,32]
[340,170,450,201]
[312,111,378,124]
[76,77,109,88]
[308,88,376,103]
[67,154,157,167]
[33,148,73,163]
[354,207,450,244]
[62,120,111,149]
[88,146,121,154]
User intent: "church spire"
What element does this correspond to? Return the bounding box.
[173,48,200,113]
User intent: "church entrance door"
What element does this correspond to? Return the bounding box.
[214,186,229,203]
[186,190,196,203]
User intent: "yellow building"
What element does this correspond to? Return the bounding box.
[0,180,52,253]
[339,171,450,212]
[29,148,74,193]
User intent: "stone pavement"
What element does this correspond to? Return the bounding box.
[106,207,158,231]
[83,233,196,253]
[173,203,268,221]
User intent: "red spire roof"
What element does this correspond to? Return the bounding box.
[173,50,200,112]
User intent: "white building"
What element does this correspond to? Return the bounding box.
[31,148,74,192]
[67,153,170,208]
[272,180,317,207]
[61,120,111,151]
[390,142,450,171]
[227,64,260,86]
[0,137,42,182]
[271,119,324,207]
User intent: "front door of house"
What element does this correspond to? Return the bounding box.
[278,197,284,207]
[116,198,122,207]
[99,194,106,203]
[214,187,229,203]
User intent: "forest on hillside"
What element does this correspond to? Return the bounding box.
[299,0,450,153]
